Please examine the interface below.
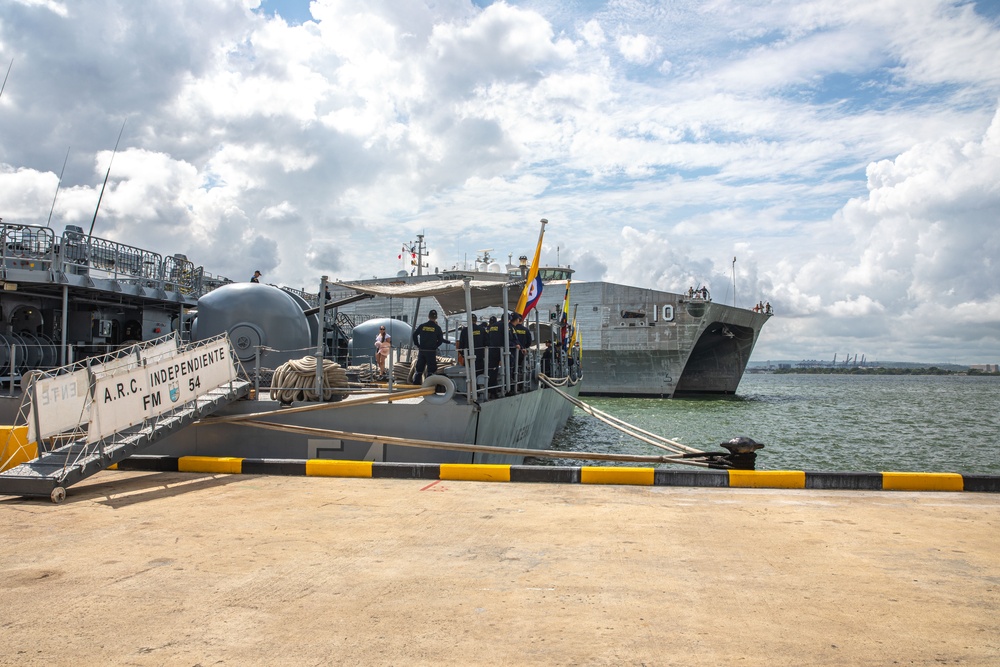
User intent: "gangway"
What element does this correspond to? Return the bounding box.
[0,333,249,502]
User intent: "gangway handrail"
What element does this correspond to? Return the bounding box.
[0,332,251,501]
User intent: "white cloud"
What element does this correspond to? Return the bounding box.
[1,0,999,362]
[580,19,605,47]
[9,0,67,17]
[616,33,661,66]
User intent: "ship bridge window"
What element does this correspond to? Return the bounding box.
[538,268,573,281]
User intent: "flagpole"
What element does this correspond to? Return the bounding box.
[515,218,547,316]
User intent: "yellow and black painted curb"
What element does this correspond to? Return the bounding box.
[111,456,1000,493]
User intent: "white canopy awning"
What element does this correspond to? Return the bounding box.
[332,278,524,317]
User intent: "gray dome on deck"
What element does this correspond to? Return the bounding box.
[192,283,312,367]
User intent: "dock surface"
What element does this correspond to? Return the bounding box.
[2,470,999,666]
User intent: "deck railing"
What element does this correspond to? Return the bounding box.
[0,222,228,299]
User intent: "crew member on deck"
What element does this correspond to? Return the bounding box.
[509,313,532,391]
[412,309,446,385]
[457,314,486,378]
[486,315,503,396]
[251,270,261,283]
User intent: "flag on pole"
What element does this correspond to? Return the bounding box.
[572,315,581,360]
[559,280,571,346]
[515,219,547,318]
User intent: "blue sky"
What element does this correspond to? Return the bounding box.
[258,0,312,25]
[2,0,999,364]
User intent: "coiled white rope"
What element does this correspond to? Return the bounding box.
[270,356,350,403]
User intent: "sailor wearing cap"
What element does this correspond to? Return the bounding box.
[412,309,446,384]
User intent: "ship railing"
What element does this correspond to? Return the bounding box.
[0,221,232,298]
[234,340,561,404]
[63,232,163,284]
[200,270,234,293]
[283,286,320,307]
[162,253,198,295]
[1,224,57,276]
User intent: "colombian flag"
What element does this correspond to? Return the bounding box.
[516,222,546,318]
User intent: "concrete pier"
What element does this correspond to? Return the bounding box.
[2,470,999,666]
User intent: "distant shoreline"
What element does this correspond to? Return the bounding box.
[770,367,999,376]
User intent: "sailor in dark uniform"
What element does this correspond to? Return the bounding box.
[412,309,445,384]
[485,315,504,394]
[457,314,486,378]
[509,313,532,391]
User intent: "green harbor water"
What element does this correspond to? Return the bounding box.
[544,373,1000,475]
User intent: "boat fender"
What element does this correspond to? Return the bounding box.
[422,375,455,405]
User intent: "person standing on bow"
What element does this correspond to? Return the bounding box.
[412,309,446,385]
[250,270,261,283]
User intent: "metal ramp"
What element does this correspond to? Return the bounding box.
[0,332,250,502]
[0,380,249,502]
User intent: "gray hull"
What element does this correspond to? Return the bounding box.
[146,381,580,465]
[556,283,769,397]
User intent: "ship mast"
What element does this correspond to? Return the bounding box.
[411,234,427,276]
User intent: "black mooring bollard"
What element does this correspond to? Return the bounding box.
[720,436,765,470]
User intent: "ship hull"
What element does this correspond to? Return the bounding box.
[548,283,768,397]
[145,381,580,465]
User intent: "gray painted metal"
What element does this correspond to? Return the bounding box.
[146,380,580,466]
[192,283,313,366]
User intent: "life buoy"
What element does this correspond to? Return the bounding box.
[422,374,455,405]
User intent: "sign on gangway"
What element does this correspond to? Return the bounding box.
[27,337,236,445]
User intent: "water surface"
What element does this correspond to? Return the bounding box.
[544,374,1000,474]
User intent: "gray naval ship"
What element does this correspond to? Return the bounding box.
[0,220,580,498]
[330,232,771,399]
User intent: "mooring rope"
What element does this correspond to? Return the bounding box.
[199,371,730,468]
[230,419,723,467]
[537,374,705,456]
